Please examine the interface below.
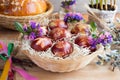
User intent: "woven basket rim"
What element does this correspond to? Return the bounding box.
[0,0,53,18]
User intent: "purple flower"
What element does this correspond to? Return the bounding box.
[88,36,97,48]
[30,21,37,29]
[69,0,76,5]
[88,31,113,48]
[37,27,43,37]
[23,24,28,31]
[28,32,36,40]
[64,12,84,23]
[61,0,76,8]
[37,24,41,29]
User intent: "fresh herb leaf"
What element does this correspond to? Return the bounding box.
[92,34,97,38]
[0,54,7,61]
[8,43,14,57]
[14,22,24,33]
[90,22,97,32]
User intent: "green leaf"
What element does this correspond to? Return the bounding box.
[0,54,7,61]
[96,0,99,3]
[90,22,97,32]
[92,34,97,38]
[90,0,94,7]
[8,43,14,57]
[27,27,32,33]
[14,22,24,33]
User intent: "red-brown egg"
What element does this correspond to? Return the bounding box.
[71,23,90,35]
[75,35,90,48]
[49,28,71,40]
[48,19,68,30]
[51,41,73,58]
[31,37,52,51]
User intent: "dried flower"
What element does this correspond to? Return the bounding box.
[88,31,113,50]
[61,0,76,8]
[97,50,120,71]
[14,21,47,40]
[64,12,84,23]
[61,0,76,12]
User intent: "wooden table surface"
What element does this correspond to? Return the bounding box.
[15,63,120,80]
[0,13,120,80]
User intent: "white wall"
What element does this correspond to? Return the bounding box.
[49,0,120,13]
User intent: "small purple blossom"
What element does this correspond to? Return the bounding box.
[61,0,76,8]
[64,12,84,23]
[28,32,36,40]
[69,0,76,5]
[30,21,37,29]
[61,0,76,12]
[23,24,28,31]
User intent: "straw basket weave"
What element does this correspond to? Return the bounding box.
[0,1,53,30]
[20,40,104,72]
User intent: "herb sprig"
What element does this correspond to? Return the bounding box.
[97,50,120,71]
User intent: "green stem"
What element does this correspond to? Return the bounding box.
[104,0,108,10]
[90,0,94,8]
[114,0,116,9]
[100,0,103,10]
[110,0,113,9]
[96,0,99,9]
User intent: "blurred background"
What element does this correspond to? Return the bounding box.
[49,0,120,13]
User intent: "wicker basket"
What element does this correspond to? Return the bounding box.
[0,1,53,30]
[20,40,104,72]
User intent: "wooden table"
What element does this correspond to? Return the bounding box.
[15,63,120,80]
[0,13,120,80]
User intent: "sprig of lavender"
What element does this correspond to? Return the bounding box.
[112,28,120,42]
[64,12,84,23]
[97,50,120,71]
[14,21,45,40]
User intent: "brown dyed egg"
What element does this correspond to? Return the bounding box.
[89,47,97,53]
[48,19,68,30]
[71,23,90,35]
[75,35,90,48]
[31,37,52,51]
[49,28,71,40]
[51,41,73,58]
